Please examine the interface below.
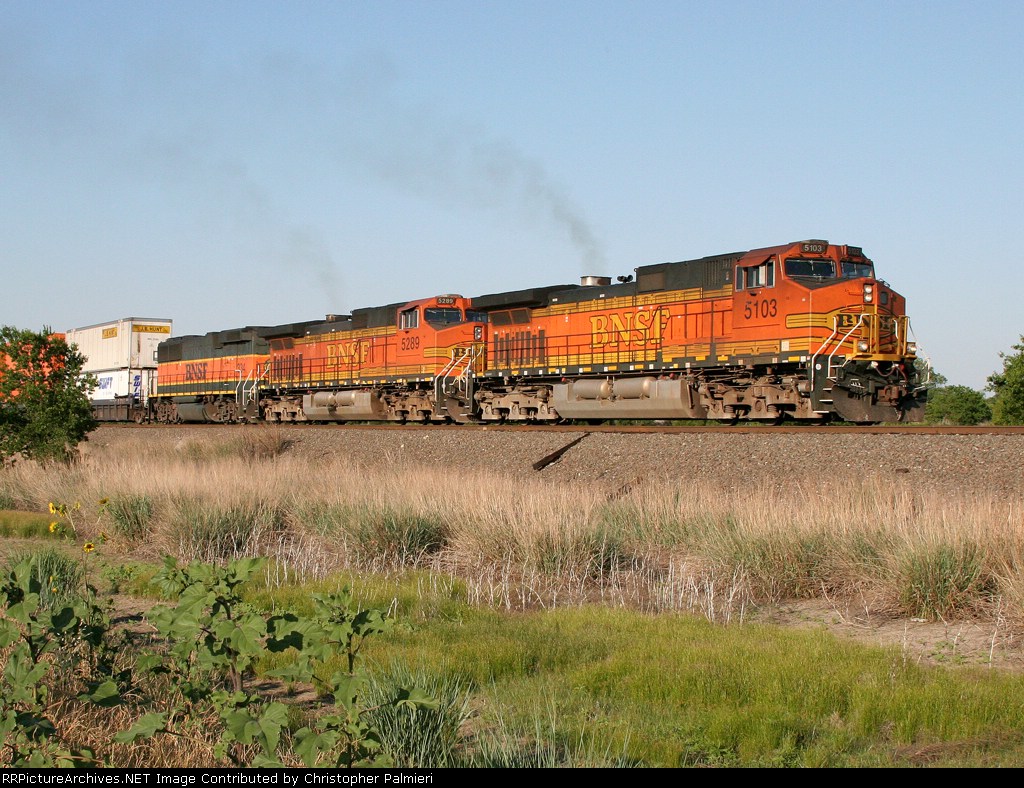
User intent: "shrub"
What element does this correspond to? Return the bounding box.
[0,327,97,464]
[925,385,991,425]
[988,336,1024,425]
[106,495,153,541]
[168,498,286,563]
[346,505,449,566]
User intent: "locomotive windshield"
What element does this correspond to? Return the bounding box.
[424,307,464,325]
[840,261,874,279]
[785,258,836,278]
[465,310,489,323]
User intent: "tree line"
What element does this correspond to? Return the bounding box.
[925,337,1024,426]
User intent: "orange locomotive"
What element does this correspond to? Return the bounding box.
[149,239,926,424]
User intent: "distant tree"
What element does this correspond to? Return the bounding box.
[988,336,1024,426]
[913,358,945,390]
[924,385,991,425]
[0,327,97,464]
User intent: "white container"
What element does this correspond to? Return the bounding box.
[66,318,172,373]
[89,367,159,402]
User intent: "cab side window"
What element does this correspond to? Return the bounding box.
[399,308,419,330]
[738,259,774,290]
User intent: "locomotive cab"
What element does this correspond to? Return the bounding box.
[394,295,487,370]
[732,240,924,422]
[394,295,488,422]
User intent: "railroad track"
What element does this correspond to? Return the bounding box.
[96,422,1024,436]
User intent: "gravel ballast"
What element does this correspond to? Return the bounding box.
[87,425,1024,497]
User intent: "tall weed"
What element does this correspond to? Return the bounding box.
[363,664,473,767]
[344,504,449,567]
[4,546,84,610]
[0,511,59,539]
[105,495,153,541]
[468,710,642,767]
[899,542,995,619]
[166,498,287,563]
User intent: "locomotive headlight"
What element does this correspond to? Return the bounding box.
[857,340,870,352]
[907,341,917,354]
[863,283,874,303]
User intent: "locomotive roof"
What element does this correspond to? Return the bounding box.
[471,250,749,310]
[471,284,580,310]
[468,248,753,311]
[347,301,405,330]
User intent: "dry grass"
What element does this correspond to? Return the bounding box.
[2,436,1023,625]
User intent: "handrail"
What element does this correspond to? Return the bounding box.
[434,343,482,403]
[809,322,842,380]
[826,314,866,380]
[811,313,880,382]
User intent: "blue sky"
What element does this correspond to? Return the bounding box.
[2,0,1021,390]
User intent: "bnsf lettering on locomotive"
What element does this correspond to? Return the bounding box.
[185,362,208,382]
[590,309,668,349]
[835,313,860,329]
[326,341,369,365]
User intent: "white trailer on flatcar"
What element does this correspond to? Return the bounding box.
[65,318,173,421]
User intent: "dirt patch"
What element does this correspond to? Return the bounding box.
[758,599,1024,672]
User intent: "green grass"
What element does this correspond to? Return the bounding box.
[219,570,1024,768]
[367,605,1024,767]
[195,566,1024,768]
[6,542,1024,767]
[0,510,61,539]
